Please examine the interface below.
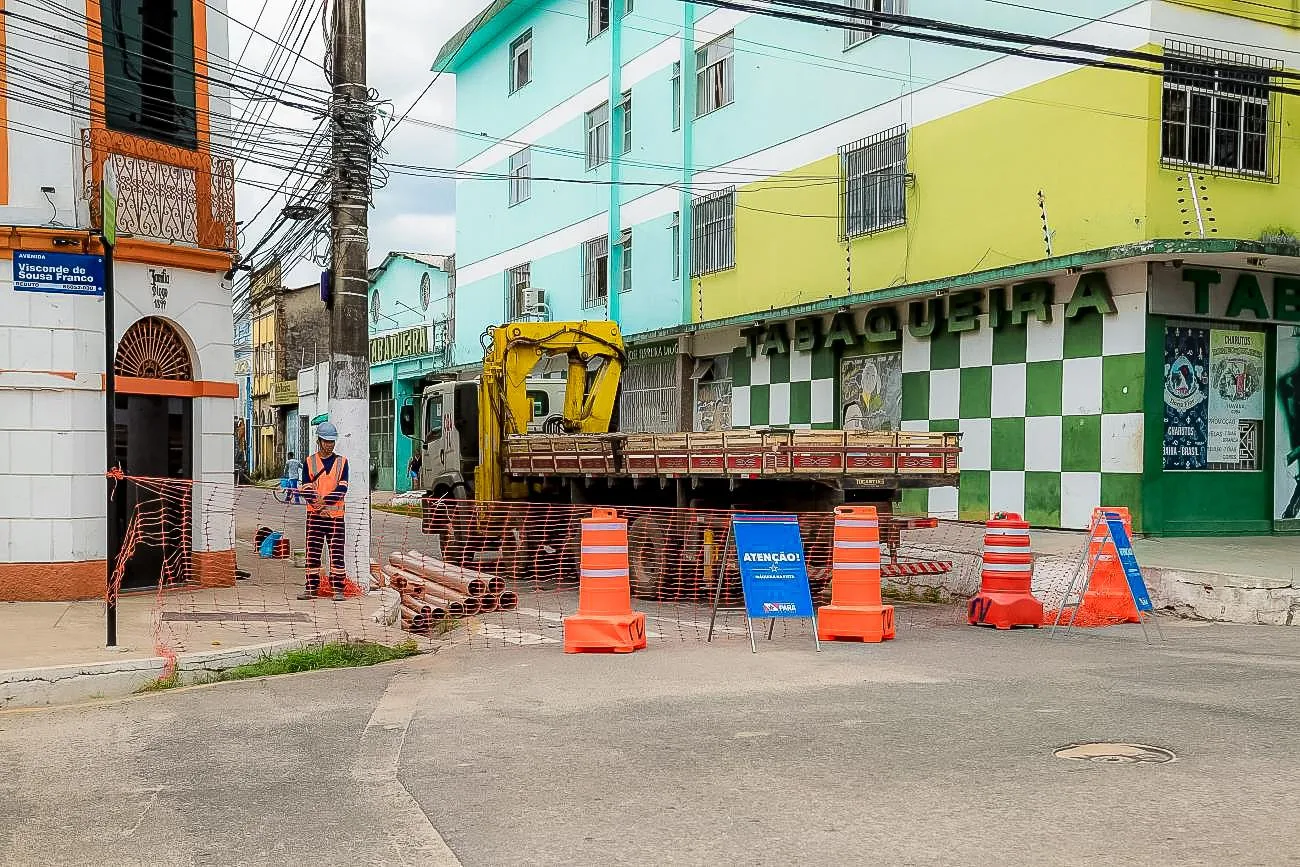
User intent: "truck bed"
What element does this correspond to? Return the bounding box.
[503,430,961,488]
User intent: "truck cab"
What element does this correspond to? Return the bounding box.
[403,377,571,498]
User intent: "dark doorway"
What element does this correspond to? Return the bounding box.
[113,394,193,589]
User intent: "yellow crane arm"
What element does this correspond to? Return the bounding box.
[476,321,625,501]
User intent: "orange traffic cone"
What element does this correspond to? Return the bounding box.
[967,512,1044,629]
[563,508,647,654]
[1077,507,1142,625]
[816,506,896,643]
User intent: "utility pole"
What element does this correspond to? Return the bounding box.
[329,0,372,588]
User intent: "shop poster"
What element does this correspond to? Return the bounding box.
[1163,326,1210,470]
[1276,327,1300,519]
[840,352,902,432]
[1207,331,1265,464]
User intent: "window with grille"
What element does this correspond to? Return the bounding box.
[691,188,735,277]
[1160,43,1280,180]
[620,90,632,154]
[505,263,531,321]
[840,125,907,239]
[586,102,610,169]
[582,236,609,307]
[369,384,394,483]
[509,30,532,93]
[509,147,531,205]
[671,61,681,130]
[845,0,904,49]
[589,0,610,39]
[696,32,733,117]
[619,229,632,293]
[670,211,680,281]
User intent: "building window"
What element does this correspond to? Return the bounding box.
[505,263,531,321]
[589,0,610,39]
[582,236,610,308]
[670,211,680,281]
[509,30,532,93]
[671,61,682,131]
[620,91,632,154]
[586,102,610,170]
[619,229,632,293]
[696,33,733,117]
[691,188,735,277]
[101,0,198,148]
[845,0,904,49]
[509,147,531,205]
[840,125,907,239]
[1160,44,1279,179]
[624,0,633,13]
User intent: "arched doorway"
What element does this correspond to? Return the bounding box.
[113,317,195,590]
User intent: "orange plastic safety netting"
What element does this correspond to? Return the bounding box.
[104,475,1101,661]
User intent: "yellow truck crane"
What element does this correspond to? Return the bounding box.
[400,320,961,596]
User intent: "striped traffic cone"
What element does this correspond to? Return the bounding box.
[967,512,1044,629]
[816,506,896,643]
[563,508,647,654]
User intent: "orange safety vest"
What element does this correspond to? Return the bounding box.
[305,453,348,518]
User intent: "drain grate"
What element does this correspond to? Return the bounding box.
[1054,743,1176,764]
[160,611,311,623]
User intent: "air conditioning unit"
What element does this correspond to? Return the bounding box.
[523,287,546,313]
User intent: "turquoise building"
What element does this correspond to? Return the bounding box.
[368,252,455,491]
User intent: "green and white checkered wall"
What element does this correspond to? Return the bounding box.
[731,343,839,428]
[727,279,1148,530]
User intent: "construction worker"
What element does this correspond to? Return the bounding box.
[297,422,349,601]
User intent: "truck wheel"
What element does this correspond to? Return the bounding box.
[628,515,667,599]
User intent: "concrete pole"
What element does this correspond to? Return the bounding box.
[329,0,372,589]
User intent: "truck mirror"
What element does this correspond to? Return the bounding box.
[399,404,416,437]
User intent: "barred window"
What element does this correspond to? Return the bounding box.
[1161,43,1280,180]
[582,236,609,308]
[504,263,530,321]
[620,90,632,154]
[509,30,532,93]
[671,61,681,131]
[585,102,610,170]
[589,0,609,39]
[691,187,735,277]
[670,210,680,281]
[846,0,904,49]
[619,229,632,293]
[696,33,733,117]
[841,125,907,239]
[508,147,531,206]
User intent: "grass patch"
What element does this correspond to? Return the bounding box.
[373,503,422,518]
[882,585,947,604]
[136,673,181,693]
[134,641,420,693]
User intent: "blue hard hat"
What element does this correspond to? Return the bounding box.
[316,421,339,441]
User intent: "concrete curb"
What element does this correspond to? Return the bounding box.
[0,630,349,710]
[1144,568,1300,627]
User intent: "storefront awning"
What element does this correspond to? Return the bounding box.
[310,413,328,425]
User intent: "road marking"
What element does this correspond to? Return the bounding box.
[352,666,462,866]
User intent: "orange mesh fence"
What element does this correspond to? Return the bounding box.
[105,475,1105,660]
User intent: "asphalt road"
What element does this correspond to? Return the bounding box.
[2,613,1298,866]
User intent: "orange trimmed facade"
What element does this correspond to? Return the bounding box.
[0,1,238,604]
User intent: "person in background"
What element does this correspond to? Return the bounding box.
[297,423,349,601]
[407,453,422,485]
[282,451,302,483]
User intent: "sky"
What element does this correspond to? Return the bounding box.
[227,1,482,287]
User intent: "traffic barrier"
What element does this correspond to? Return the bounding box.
[967,512,1044,630]
[816,506,895,643]
[1064,507,1142,627]
[563,508,647,654]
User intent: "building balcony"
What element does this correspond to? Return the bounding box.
[82,128,237,253]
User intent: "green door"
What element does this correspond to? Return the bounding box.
[1142,317,1274,536]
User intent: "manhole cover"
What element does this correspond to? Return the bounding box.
[1054,743,1176,764]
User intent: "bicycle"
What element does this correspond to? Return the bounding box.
[272,477,309,505]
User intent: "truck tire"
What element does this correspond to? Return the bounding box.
[628,515,668,599]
